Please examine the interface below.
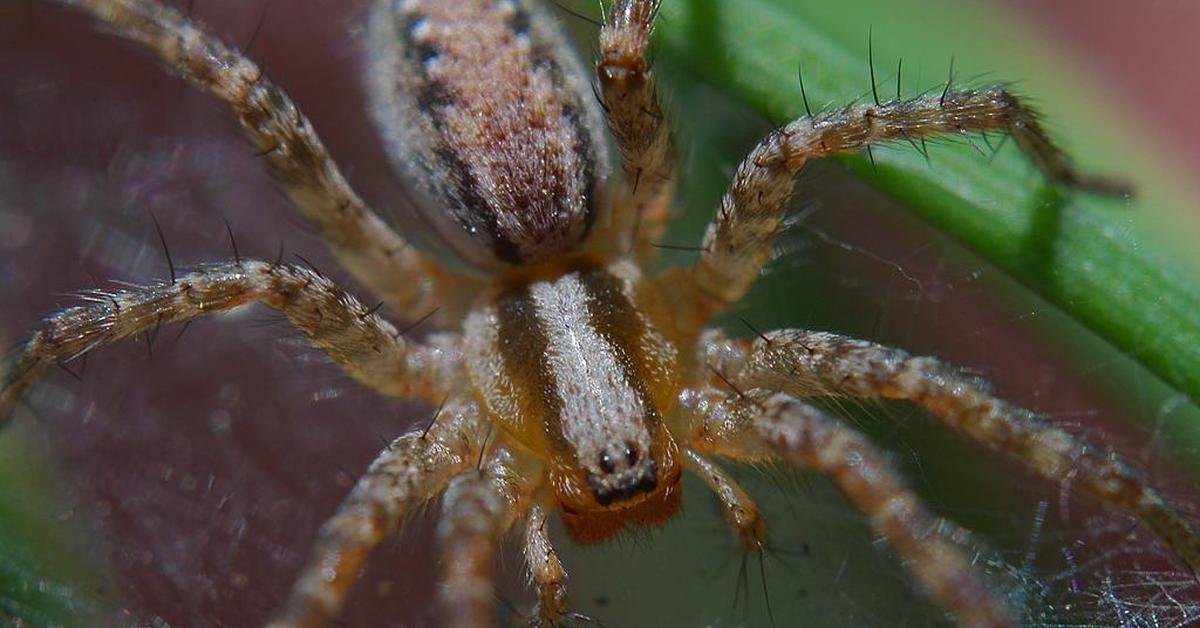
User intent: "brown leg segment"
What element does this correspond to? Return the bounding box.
[438,448,532,628]
[683,386,1017,628]
[720,328,1200,576]
[268,403,488,628]
[597,0,677,261]
[55,0,439,316]
[658,87,1130,335]
[524,502,570,627]
[0,260,461,422]
[682,449,766,551]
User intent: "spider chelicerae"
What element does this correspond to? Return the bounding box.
[2,0,1198,627]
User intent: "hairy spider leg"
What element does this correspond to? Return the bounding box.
[596,0,678,261]
[711,329,1200,575]
[684,387,1018,628]
[524,501,572,627]
[438,447,532,628]
[268,404,489,628]
[0,260,459,422]
[682,449,766,551]
[56,0,444,318]
[658,86,1131,335]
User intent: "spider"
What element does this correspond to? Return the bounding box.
[2,0,1198,627]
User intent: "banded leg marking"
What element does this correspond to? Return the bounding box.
[726,328,1200,575]
[660,87,1130,332]
[268,403,488,628]
[684,387,1017,628]
[2,260,459,421]
[438,448,531,628]
[597,0,677,260]
[56,0,438,316]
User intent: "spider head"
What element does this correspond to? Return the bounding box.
[550,429,683,543]
[586,440,658,506]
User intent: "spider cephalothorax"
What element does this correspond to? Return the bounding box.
[2,1,1198,628]
[464,257,685,541]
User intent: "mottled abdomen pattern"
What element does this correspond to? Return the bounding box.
[366,0,610,269]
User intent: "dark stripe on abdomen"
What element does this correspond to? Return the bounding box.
[396,8,524,264]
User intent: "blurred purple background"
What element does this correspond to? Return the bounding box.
[1013,0,1200,179]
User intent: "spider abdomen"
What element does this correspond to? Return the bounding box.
[463,259,683,540]
[365,0,610,270]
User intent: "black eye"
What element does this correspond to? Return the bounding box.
[624,443,638,466]
[598,451,615,474]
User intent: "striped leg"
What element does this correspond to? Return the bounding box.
[268,403,488,628]
[597,0,677,260]
[683,387,1017,628]
[657,87,1130,336]
[1,260,460,422]
[715,328,1200,576]
[54,0,439,316]
[438,448,531,628]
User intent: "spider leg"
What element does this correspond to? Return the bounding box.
[439,447,533,628]
[597,0,677,262]
[54,0,441,317]
[682,386,1017,628]
[683,449,766,551]
[524,501,570,627]
[706,328,1200,576]
[267,401,488,628]
[657,87,1131,334]
[0,260,460,422]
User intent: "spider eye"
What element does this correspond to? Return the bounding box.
[587,444,658,507]
[623,442,638,466]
